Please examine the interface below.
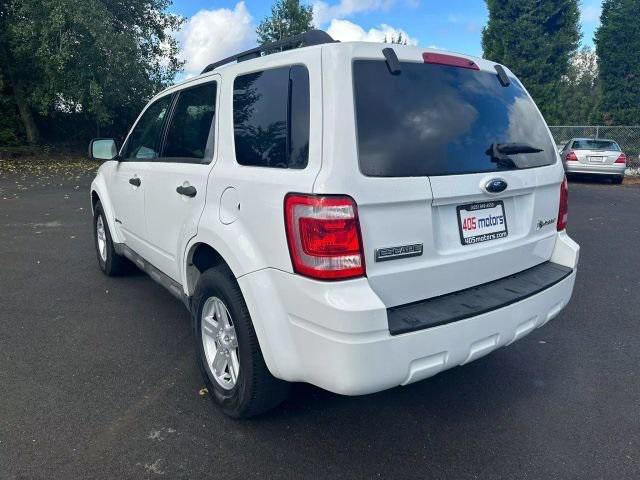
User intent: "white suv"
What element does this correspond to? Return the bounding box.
[89,31,579,417]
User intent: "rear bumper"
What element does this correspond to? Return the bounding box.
[238,232,579,396]
[564,161,625,176]
[388,261,572,335]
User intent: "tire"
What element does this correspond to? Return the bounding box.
[93,201,131,276]
[612,176,624,185]
[193,266,289,418]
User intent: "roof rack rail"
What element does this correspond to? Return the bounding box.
[200,29,336,74]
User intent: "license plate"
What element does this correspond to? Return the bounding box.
[589,156,605,163]
[457,201,508,245]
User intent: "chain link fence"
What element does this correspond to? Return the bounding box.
[549,126,640,168]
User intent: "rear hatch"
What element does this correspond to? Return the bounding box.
[346,51,562,307]
[572,139,621,165]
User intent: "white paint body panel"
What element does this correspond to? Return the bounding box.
[108,161,149,253]
[143,162,211,280]
[91,41,579,396]
[238,231,578,394]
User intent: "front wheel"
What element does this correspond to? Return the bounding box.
[93,201,131,276]
[193,266,290,418]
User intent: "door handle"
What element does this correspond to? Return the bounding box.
[129,177,141,187]
[176,185,197,197]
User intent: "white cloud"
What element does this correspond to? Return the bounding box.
[176,2,256,76]
[313,0,397,26]
[174,0,419,77]
[581,2,602,23]
[327,18,418,45]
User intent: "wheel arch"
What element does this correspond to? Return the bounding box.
[91,190,100,213]
[90,176,123,244]
[184,239,284,380]
[184,241,236,297]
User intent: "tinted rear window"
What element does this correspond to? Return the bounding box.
[353,60,557,177]
[233,65,309,169]
[572,140,620,151]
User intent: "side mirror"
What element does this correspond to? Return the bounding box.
[89,138,119,161]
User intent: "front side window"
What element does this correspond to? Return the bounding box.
[233,65,310,169]
[124,95,172,160]
[353,60,557,177]
[163,82,217,162]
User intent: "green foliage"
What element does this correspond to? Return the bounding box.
[557,47,601,124]
[595,0,640,125]
[0,0,183,144]
[257,0,314,45]
[482,0,581,124]
[0,73,24,145]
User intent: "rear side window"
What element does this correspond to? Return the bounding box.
[124,95,172,160]
[163,82,217,162]
[353,60,557,177]
[572,139,620,151]
[233,65,310,169]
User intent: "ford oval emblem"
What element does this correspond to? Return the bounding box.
[485,178,508,193]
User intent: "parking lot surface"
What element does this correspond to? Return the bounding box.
[1,171,639,479]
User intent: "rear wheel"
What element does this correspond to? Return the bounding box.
[93,201,131,276]
[193,266,289,418]
[612,176,624,184]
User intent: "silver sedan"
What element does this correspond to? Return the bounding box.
[560,138,626,184]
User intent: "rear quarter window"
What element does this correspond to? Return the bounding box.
[233,65,310,169]
[353,60,557,177]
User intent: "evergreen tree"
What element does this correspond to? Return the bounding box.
[385,32,408,45]
[595,0,640,125]
[257,0,314,45]
[482,0,581,124]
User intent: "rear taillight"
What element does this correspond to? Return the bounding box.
[284,194,365,280]
[565,151,578,162]
[615,153,627,164]
[557,176,569,231]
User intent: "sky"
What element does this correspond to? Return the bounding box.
[170,0,605,77]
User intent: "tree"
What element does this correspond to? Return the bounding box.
[557,47,601,124]
[595,0,640,125]
[482,0,581,124]
[385,33,408,45]
[0,0,23,144]
[0,73,22,145]
[257,0,314,45]
[0,0,183,144]
[0,0,39,143]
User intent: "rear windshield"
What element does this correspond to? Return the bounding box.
[353,60,557,177]
[572,139,620,151]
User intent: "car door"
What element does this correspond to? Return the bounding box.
[109,94,174,254]
[142,79,218,281]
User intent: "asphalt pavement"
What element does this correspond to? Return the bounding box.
[1,170,639,479]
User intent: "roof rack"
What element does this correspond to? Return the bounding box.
[200,29,336,74]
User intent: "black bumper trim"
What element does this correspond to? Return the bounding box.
[387,261,573,336]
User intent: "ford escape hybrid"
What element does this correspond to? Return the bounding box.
[89,30,579,417]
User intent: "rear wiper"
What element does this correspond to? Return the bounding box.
[485,142,544,169]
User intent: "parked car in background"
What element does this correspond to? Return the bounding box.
[560,138,627,184]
